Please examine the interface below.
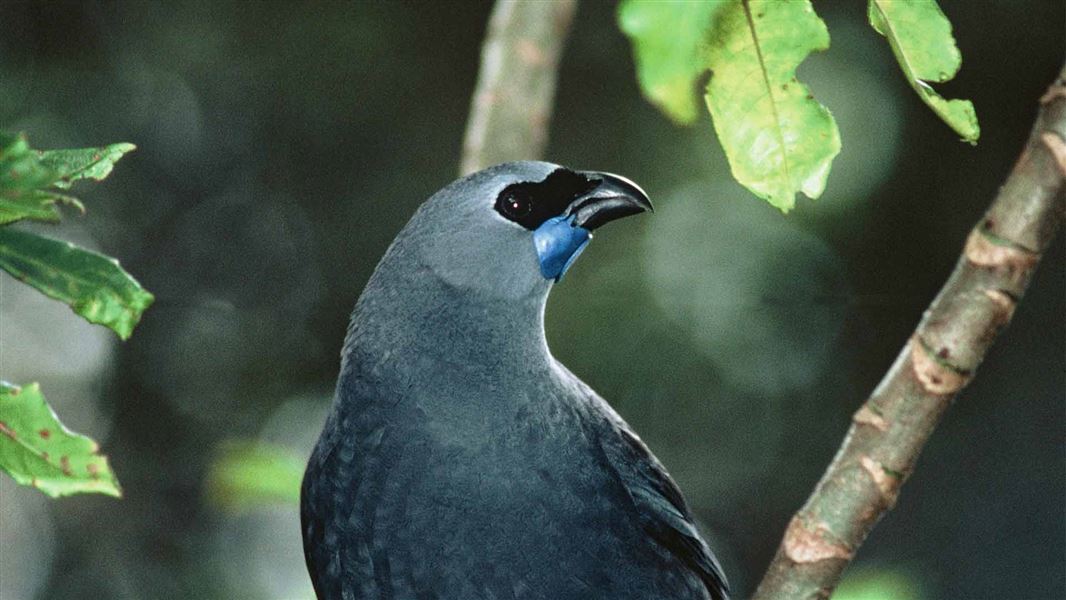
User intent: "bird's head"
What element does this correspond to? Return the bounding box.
[405,161,652,300]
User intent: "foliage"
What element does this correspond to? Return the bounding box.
[702,0,840,212]
[0,131,149,497]
[0,227,155,340]
[205,441,305,512]
[615,0,722,125]
[0,133,134,225]
[834,568,925,600]
[618,0,978,212]
[0,382,121,498]
[868,0,979,142]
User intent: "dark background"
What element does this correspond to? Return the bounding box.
[1,1,1062,598]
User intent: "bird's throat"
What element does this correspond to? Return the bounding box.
[341,261,553,379]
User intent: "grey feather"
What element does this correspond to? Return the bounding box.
[302,162,729,600]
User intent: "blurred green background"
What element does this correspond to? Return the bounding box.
[1,1,1062,598]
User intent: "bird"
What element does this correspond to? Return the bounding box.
[301,161,729,600]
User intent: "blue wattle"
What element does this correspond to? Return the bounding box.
[532,215,592,282]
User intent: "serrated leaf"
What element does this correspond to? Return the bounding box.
[0,189,85,226]
[704,0,841,212]
[205,441,303,512]
[869,0,979,142]
[0,133,128,225]
[0,192,62,225]
[0,133,55,193]
[618,0,724,124]
[0,227,154,339]
[618,0,840,212]
[0,381,121,498]
[39,143,137,190]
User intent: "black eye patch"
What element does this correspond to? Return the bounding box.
[494,168,601,230]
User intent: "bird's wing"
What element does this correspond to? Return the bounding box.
[576,384,730,600]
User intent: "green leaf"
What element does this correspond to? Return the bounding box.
[869,0,979,143]
[0,227,154,340]
[618,0,840,212]
[835,568,925,600]
[39,143,137,190]
[205,441,303,512]
[0,134,64,224]
[0,133,55,194]
[618,0,724,124]
[703,0,841,212]
[0,381,121,498]
[0,192,63,225]
[0,133,129,225]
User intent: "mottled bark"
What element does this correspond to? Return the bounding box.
[460,0,577,175]
[753,67,1066,600]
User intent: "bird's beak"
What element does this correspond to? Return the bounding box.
[532,171,651,282]
[566,172,653,230]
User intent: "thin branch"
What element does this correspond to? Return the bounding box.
[753,67,1066,600]
[460,0,577,175]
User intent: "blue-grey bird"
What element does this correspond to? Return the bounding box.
[301,162,728,600]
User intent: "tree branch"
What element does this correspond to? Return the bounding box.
[460,0,577,175]
[753,67,1066,600]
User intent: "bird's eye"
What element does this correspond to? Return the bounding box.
[494,169,597,229]
[499,192,532,219]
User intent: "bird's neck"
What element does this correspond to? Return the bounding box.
[339,255,553,380]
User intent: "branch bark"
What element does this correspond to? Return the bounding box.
[460,0,577,175]
[753,67,1066,600]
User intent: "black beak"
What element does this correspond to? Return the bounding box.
[566,172,652,230]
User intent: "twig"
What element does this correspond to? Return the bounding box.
[752,66,1066,600]
[460,0,577,175]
